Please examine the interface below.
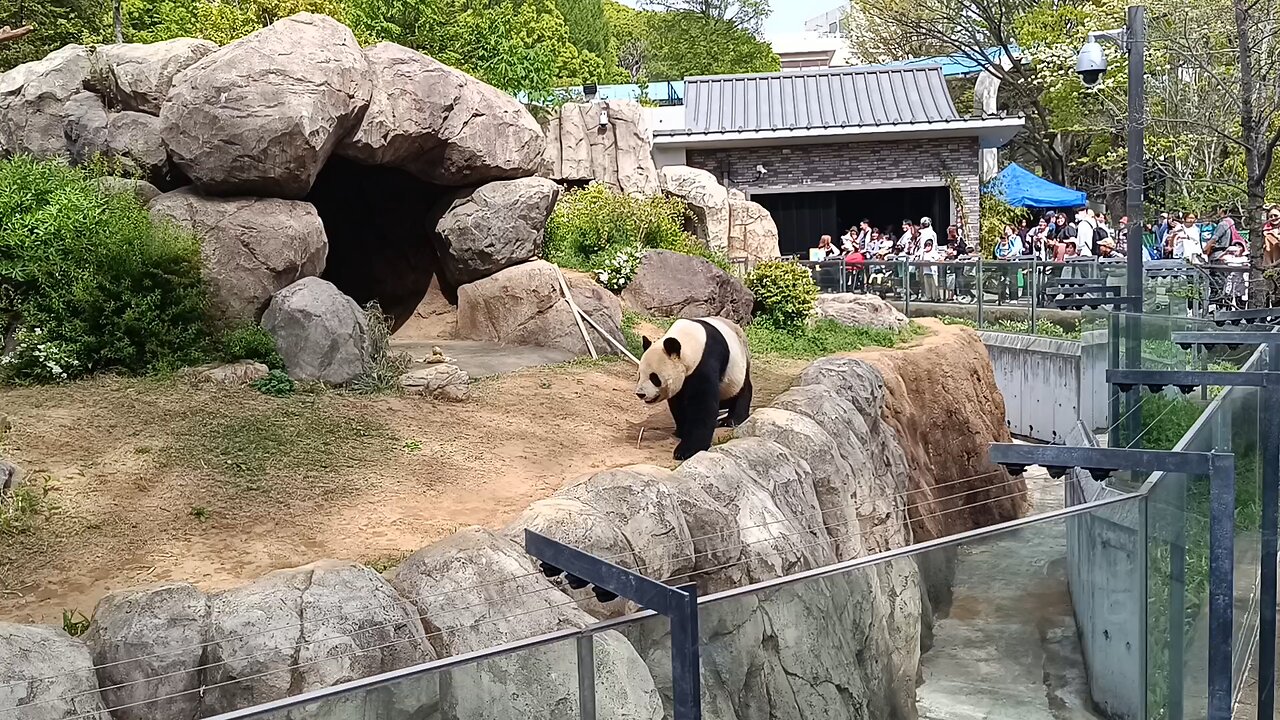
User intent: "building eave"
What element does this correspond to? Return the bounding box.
[651,117,1025,150]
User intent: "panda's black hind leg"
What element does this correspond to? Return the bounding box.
[722,370,754,427]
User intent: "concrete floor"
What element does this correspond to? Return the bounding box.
[392,339,577,379]
[916,466,1101,720]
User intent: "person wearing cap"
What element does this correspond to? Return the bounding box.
[1097,237,1124,259]
[916,216,941,301]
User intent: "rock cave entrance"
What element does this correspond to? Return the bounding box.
[308,156,445,333]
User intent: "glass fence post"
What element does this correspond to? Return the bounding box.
[976,256,984,327]
[1029,256,1039,331]
[1258,345,1280,717]
[903,260,911,318]
[1207,452,1236,720]
[577,634,596,720]
[1137,494,1149,720]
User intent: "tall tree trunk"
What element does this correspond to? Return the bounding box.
[1234,0,1267,306]
[113,0,123,43]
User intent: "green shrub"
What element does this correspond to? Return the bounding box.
[746,318,910,359]
[252,369,296,397]
[0,156,211,382]
[543,184,727,288]
[745,261,818,330]
[218,325,284,369]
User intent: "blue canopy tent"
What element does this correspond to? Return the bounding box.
[985,163,1087,209]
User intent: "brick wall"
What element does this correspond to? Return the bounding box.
[685,137,982,240]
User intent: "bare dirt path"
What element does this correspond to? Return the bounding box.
[0,357,806,624]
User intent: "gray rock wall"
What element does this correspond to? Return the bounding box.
[0,354,936,720]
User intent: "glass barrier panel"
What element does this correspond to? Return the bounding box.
[229,632,582,720]
[695,496,1146,720]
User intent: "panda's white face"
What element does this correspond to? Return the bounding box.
[635,335,686,404]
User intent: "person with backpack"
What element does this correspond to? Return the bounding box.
[1075,208,1100,255]
[1204,207,1242,263]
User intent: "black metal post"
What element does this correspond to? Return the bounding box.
[1260,344,1280,717]
[1110,313,1123,448]
[1125,5,1147,448]
[1207,451,1236,720]
[671,583,701,720]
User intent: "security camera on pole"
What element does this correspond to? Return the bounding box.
[1077,7,1147,449]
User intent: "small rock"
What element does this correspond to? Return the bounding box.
[0,459,23,494]
[93,176,161,205]
[200,360,270,386]
[400,364,470,402]
[815,293,910,332]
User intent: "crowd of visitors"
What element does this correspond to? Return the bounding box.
[802,204,1274,309]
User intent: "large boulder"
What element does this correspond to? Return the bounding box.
[0,622,109,719]
[62,91,109,164]
[202,561,435,718]
[104,111,167,177]
[149,188,328,322]
[0,44,94,158]
[816,293,910,332]
[727,196,782,267]
[261,278,370,385]
[620,249,754,325]
[434,177,561,285]
[340,42,545,186]
[84,583,209,720]
[659,165,730,254]
[160,14,372,198]
[456,260,623,357]
[88,38,219,115]
[541,100,659,196]
[391,527,663,720]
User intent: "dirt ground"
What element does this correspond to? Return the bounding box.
[0,355,808,624]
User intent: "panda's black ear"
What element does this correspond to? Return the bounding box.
[663,337,682,357]
[642,336,653,351]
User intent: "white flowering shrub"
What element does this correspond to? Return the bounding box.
[594,245,644,292]
[0,327,80,382]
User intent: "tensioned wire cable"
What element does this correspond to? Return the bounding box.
[4,474,1053,718]
[0,464,1014,692]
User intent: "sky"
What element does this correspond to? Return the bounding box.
[760,0,845,39]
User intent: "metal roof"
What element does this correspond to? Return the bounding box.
[677,65,961,135]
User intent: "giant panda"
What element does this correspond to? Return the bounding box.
[635,316,753,461]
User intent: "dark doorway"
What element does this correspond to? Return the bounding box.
[752,186,951,256]
[307,156,444,332]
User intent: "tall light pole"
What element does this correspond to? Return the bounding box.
[1078,7,1146,446]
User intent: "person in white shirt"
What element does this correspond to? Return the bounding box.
[1180,212,1206,263]
[1074,209,1098,256]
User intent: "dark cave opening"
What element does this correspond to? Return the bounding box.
[307,155,445,333]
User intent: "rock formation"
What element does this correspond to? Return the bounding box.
[659,165,731,254]
[542,100,659,196]
[727,190,783,267]
[159,14,373,199]
[434,176,562,286]
[87,38,218,115]
[620,249,755,325]
[456,260,623,356]
[149,188,328,323]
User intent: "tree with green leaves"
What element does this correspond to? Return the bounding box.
[645,0,770,33]
[604,2,778,81]
[556,0,609,59]
[1,0,107,71]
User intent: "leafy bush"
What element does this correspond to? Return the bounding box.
[218,325,284,369]
[745,261,818,330]
[0,157,211,383]
[252,369,296,397]
[543,184,726,289]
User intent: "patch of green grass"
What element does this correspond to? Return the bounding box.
[251,369,295,397]
[163,402,395,494]
[351,303,410,395]
[621,312,922,362]
[61,609,91,637]
[0,478,57,538]
[188,505,211,522]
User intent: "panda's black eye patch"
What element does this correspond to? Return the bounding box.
[649,373,661,387]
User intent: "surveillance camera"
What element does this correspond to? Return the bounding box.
[1075,39,1108,86]
[755,164,767,175]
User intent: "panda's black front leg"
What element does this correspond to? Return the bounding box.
[724,369,754,427]
[667,394,686,439]
[672,384,719,461]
